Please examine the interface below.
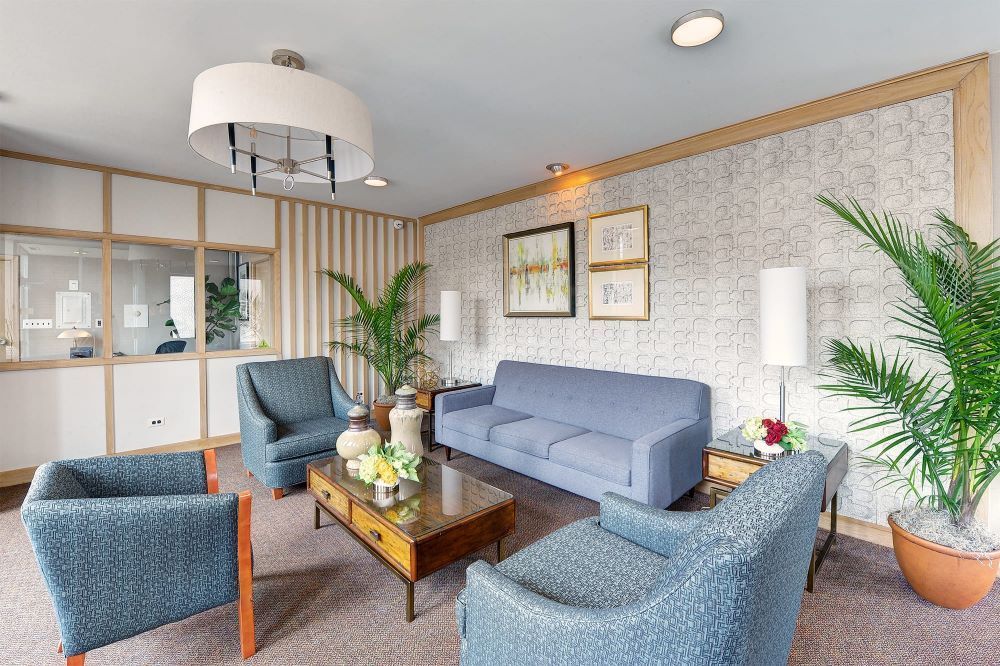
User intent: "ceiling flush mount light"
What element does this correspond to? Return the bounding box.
[670,9,725,47]
[546,163,569,176]
[188,49,375,201]
[364,175,388,187]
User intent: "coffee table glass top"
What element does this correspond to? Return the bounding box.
[311,456,512,539]
[708,427,847,464]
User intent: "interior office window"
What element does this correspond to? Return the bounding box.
[0,233,104,361]
[111,242,195,356]
[205,249,275,351]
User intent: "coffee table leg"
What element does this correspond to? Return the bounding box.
[313,503,320,530]
[405,580,415,622]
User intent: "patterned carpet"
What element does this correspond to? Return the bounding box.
[1,444,997,665]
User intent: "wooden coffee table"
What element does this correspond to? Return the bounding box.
[307,455,515,621]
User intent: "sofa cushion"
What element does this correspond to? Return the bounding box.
[443,405,530,441]
[267,416,347,462]
[490,417,588,459]
[549,431,633,485]
[495,517,666,608]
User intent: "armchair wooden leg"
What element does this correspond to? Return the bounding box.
[237,491,256,659]
[445,446,452,461]
[271,487,283,500]
[66,654,85,665]
[57,642,62,653]
[246,469,253,478]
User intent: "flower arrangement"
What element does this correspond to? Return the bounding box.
[357,441,421,488]
[741,417,808,455]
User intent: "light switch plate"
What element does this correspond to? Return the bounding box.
[22,319,53,329]
[68,280,79,291]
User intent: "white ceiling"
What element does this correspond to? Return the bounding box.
[2,1,999,219]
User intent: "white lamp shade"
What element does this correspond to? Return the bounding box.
[440,291,462,342]
[759,267,807,367]
[188,63,375,183]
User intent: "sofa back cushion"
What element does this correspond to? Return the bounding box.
[244,356,335,425]
[490,360,709,440]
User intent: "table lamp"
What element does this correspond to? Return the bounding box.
[759,267,807,421]
[440,291,462,386]
[57,327,95,359]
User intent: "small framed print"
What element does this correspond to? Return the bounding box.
[587,205,648,267]
[588,264,649,320]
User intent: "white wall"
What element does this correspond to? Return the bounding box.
[0,367,106,469]
[113,360,201,451]
[205,190,275,248]
[111,175,198,240]
[206,354,278,436]
[0,159,102,232]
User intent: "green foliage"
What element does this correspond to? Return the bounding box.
[165,276,241,344]
[323,262,440,399]
[817,195,1000,527]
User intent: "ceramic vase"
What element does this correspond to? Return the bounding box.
[389,384,425,456]
[336,403,382,470]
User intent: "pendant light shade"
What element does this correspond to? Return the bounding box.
[188,60,375,186]
[759,267,807,367]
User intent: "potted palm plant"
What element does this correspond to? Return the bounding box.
[817,195,1000,609]
[323,262,440,431]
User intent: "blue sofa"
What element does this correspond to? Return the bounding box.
[436,360,711,507]
[456,450,828,665]
[21,450,256,663]
[237,356,355,499]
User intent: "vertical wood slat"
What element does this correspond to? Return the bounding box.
[315,206,322,356]
[195,247,206,354]
[339,211,348,395]
[288,203,297,358]
[327,209,335,361]
[272,200,282,358]
[102,173,114,453]
[104,365,115,454]
[361,213,370,402]
[953,59,993,245]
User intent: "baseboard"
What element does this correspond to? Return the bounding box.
[0,433,242,488]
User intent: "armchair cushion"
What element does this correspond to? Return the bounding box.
[493,517,666,609]
[268,416,349,462]
[442,404,530,441]
[549,432,633,485]
[489,417,587,459]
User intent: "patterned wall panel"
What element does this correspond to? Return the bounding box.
[424,92,954,524]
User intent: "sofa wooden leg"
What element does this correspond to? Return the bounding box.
[66,653,85,665]
[237,491,256,659]
[445,446,452,461]
[271,487,283,500]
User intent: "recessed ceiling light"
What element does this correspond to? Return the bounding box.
[364,175,389,187]
[671,9,724,47]
[546,163,569,176]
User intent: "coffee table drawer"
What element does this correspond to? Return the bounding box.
[309,469,349,519]
[353,509,411,573]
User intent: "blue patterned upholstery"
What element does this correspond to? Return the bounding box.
[237,356,354,491]
[457,451,828,666]
[21,452,241,659]
[437,361,712,507]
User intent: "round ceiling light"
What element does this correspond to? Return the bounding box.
[546,163,569,176]
[670,9,724,47]
[364,175,389,187]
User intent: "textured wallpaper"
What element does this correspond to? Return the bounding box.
[424,92,955,524]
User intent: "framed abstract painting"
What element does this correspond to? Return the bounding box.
[502,222,575,317]
[587,205,648,267]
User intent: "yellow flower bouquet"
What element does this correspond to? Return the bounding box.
[356,441,420,489]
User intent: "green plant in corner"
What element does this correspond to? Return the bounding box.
[165,276,241,344]
[817,195,1000,536]
[322,262,440,403]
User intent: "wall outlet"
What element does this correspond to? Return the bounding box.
[22,319,53,329]
[148,417,165,428]
[95,319,103,328]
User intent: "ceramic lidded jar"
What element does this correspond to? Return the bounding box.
[389,384,425,457]
[336,404,382,470]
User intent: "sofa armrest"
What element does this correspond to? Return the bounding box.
[435,385,496,441]
[599,492,709,558]
[631,417,711,508]
[21,493,241,655]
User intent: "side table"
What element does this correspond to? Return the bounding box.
[702,428,849,592]
[415,381,481,451]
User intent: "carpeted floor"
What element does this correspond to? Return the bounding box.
[1,444,998,665]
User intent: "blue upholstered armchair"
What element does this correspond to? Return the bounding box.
[237,356,355,499]
[21,450,255,665]
[456,451,828,666]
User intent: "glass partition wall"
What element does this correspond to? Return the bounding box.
[205,249,275,351]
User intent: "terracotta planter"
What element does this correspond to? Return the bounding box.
[888,515,999,609]
[371,399,394,432]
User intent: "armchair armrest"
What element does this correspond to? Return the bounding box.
[237,366,278,444]
[435,385,496,442]
[55,451,210,498]
[599,492,709,558]
[326,358,356,419]
[631,416,712,508]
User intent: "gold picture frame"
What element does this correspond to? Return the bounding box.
[587,205,649,267]
[588,263,649,321]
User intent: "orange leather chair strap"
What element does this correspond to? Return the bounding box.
[203,449,219,494]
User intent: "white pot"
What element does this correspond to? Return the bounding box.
[754,439,787,458]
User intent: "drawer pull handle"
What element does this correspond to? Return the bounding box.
[369,529,381,542]
[321,490,331,500]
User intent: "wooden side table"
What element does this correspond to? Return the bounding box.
[415,381,481,451]
[702,428,849,592]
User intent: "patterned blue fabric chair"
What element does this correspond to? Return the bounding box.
[21,450,255,665]
[456,451,828,666]
[237,356,355,499]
